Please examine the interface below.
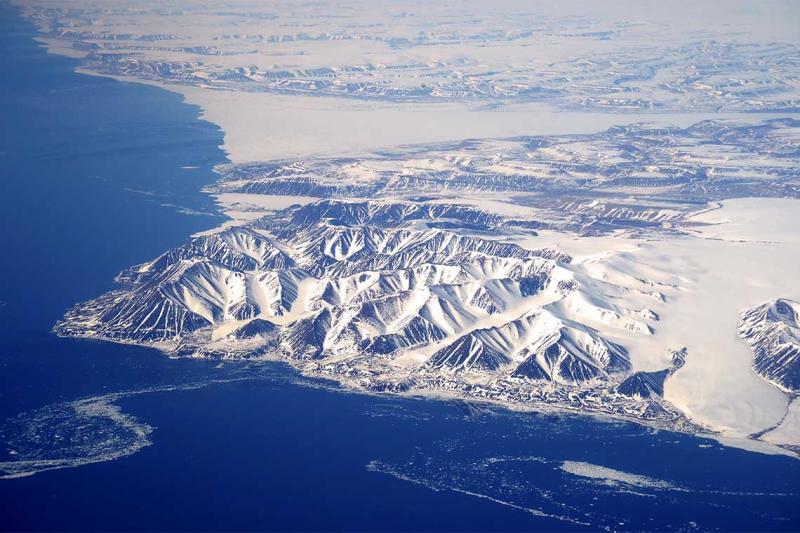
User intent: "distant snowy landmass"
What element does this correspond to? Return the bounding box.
[19,2,800,113]
[211,120,800,214]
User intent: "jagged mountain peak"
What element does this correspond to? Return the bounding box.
[739,298,800,392]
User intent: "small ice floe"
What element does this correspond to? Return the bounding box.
[560,460,679,490]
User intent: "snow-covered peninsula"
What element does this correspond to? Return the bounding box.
[15,0,800,455]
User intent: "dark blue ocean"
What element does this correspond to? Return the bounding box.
[0,4,798,531]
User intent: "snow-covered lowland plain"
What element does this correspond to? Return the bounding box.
[14,0,800,455]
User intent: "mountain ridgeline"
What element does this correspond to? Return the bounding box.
[55,197,702,431]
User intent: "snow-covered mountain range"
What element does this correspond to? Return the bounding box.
[53,117,800,450]
[55,192,697,433]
